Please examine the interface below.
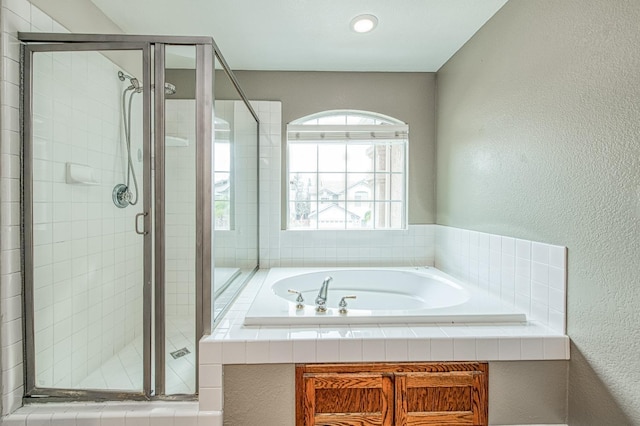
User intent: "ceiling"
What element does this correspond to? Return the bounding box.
[89,0,508,72]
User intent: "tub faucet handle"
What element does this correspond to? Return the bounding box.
[287,289,305,310]
[338,295,357,315]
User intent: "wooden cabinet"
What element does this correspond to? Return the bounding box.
[296,363,488,426]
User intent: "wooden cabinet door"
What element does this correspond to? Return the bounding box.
[394,366,488,425]
[298,372,394,425]
[296,363,488,426]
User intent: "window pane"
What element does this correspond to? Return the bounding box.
[318,144,346,172]
[289,201,316,229]
[374,173,391,200]
[391,143,405,173]
[317,202,350,229]
[346,173,373,202]
[289,172,316,207]
[214,142,230,171]
[346,144,373,172]
[317,114,346,125]
[346,201,373,229]
[215,201,230,230]
[287,110,407,230]
[289,143,317,172]
[390,202,404,228]
[374,144,391,172]
[390,173,404,201]
[346,114,376,125]
[318,173,346,202]
[371,202,404,229]
[214,172,230,199]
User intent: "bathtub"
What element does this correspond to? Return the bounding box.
[243,267,527,325]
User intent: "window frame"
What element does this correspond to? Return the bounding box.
[285,110,409,231]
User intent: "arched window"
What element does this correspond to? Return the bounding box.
[287,110,408,230]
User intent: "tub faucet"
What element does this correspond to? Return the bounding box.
[315,276,333,313]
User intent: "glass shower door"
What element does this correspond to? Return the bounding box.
[24,43,152,396]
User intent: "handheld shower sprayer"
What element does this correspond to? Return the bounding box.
[112,70,178,208]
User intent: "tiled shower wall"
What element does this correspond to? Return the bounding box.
[165,100,196,317]
[435,225,567,333]
[31,47,145,389]
[213,100,259,271]
[255,100,435,268]
[1,0,145,410]
[1,0,61,413]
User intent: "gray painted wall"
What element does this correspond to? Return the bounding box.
[224,362,568,425]
[217,71,436,225]
[436,1,640,424]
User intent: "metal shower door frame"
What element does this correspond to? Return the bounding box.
[20,33,216,401]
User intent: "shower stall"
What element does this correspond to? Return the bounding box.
[20,33,259,399]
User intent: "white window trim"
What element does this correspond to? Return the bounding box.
[286,111,409,231]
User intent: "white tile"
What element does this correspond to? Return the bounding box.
[520,337,544,360]
[548,309,565,333]
[515,239,531,259]
[293,340,317,363]
[531,242,549,264]
[430,338,453,360]
[544,337,568,359]
[197,411,222,426]
[338,339,362,362]
[221,342,246,364]
[199,342,222,364]
[548,245,566,269]
[361,339,386,362]
[531,262,549,284]
[407,340,430,361]
[124,411,150,426]
[385,339,407,361]
[1,414,28,426]
[269,341,293,363]
[548,266,565,291]
[475,338,499,360]
[453,338,476,361]
[199,387,223,411]
[316,339,339,362]
[199,364,222,388]
[498,338,521,360]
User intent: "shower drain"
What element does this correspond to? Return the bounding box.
[170,347,191,359]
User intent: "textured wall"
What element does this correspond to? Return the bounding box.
[217,71,437,225]
[436,1,640,424]
[223,362,568,425]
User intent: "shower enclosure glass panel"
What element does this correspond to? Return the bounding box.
[162,45,197,395]
[212,58,259,321]
[27,47,148,391]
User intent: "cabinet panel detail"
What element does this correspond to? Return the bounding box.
[297,362,488,426]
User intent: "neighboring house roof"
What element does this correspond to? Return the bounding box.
[308,202,362,220]
[316,178,372,197]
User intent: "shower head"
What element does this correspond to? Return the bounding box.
[118,70,142,92]
[118,70,176,95]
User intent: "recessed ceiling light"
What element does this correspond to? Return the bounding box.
[351,14,378,33]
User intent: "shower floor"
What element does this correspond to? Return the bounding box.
[76,315,196,395]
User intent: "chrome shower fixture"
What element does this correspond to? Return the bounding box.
[118,70,141,92]
[117,70,176,95]
[114,70,178,208]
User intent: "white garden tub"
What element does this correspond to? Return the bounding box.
[244,267,526,325]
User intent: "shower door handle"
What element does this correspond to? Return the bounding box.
[135,212,148,235]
